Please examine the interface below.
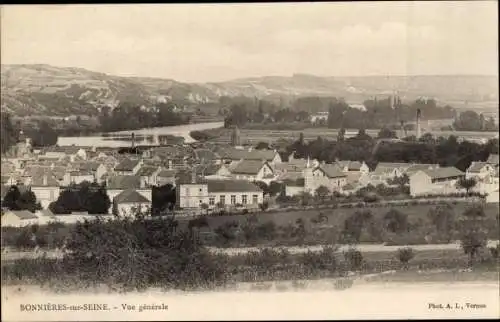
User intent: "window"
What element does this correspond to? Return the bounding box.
[209,197,215,206]
[199,188,203,193]
[242,195,248,204]
[252,195,258,204]
[185,187,190,196]
[220,195,225,205]
[231,195,236,205]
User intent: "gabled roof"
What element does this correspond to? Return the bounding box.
[136,165,160,177]
[406,163,439,174]
[157,169,177,177]
[4,210,38,220]
[207,180,262,193]
[423,167,464,180]
[217,147,278,162]
[314,164,346,178]
[194,163,226,176]
[114,158,141,172]
[107,175,141,190]
[36,209,55,217]
[486,154,499,165]
[374,162,412,174]
[195,149,220,161]
[467,162,491,173]
[231,160,270,175]
[114,189,150,204]
[335,160,365,171]
[77,161,102,172]
[31,174,60,187]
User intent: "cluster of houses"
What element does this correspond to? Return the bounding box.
[1,133,499,227]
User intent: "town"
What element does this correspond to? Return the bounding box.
[1,106,499,226]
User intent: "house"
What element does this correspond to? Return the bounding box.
[466,162,496,181]
[177,178,263,211]
[156,169,177,187]
[30,174,61,209]
[335,160,370,174]
[1,210,39,227]
[303,163,347,194]
[194,149,221,165]
[113,189,151,217]
[114,158,143,175]
[194,163,232,180]
[284,177,305,197]
[409,167,465,197]
[217,147,282,166]
[371,162,412,181]
[136,165,162,187]
[77,162,108,182]
[230,160,275,182]
[106,175,151,213]
[66,170,95,185]
[486,153,499,166]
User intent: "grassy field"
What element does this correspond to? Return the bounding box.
[182,203,499,230]
[201,126,499,145]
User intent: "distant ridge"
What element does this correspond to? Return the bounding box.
[1,64,498,117]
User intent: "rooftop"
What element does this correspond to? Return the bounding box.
[107,175,141,190]
[114,189,150,203]
[231,160,269,175]
[207,180,263,193]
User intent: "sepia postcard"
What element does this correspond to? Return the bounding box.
[1,1,499,320]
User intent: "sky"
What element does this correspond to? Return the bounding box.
[1,2,498,83]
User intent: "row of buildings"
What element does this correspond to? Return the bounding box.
[2,133,499,224]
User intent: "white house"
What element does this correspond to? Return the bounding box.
[230,160,275,182]
[409,167,465,197]
[303,163,347,194]
[1,210,39,227]
[136,165,162,187]
[335,160,370,174]
[466,162,496,181]
[114,158,143,176]
[30,174,61,209]
[106,175,152,213]
[113,189,151,217]
[177,179,264,211]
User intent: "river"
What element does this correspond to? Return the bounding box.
[56,122,224,147]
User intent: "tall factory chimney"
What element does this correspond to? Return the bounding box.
[131,132,136,149]
[416,109,422,140]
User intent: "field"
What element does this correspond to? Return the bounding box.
[201,126,499,145]
[181,202,500,230]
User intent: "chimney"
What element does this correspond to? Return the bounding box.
[416,109,422,140]
[131,132,135,149]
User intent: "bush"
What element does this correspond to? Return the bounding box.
[343,248,363,271]
[396,247,416,270]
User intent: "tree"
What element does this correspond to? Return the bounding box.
[2,186,41,212]
[377,127,397,139]
[396,247,415,270]
[427,204,455,240]
[2,186,22,210]
[1,113,18,154]
[383,209,408,234]
[255,142,270,150]
[456,177,477,195]
[254,181,269,196]
[342,210,373,243]
[343,248,363,271]
[458,204,487,267]
[268,181,283,197]
[315,185,330,202]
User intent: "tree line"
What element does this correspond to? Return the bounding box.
[284,128,499,171]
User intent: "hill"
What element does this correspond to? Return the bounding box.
[1,64,498,117]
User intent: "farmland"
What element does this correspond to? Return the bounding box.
[198,126,499,145]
